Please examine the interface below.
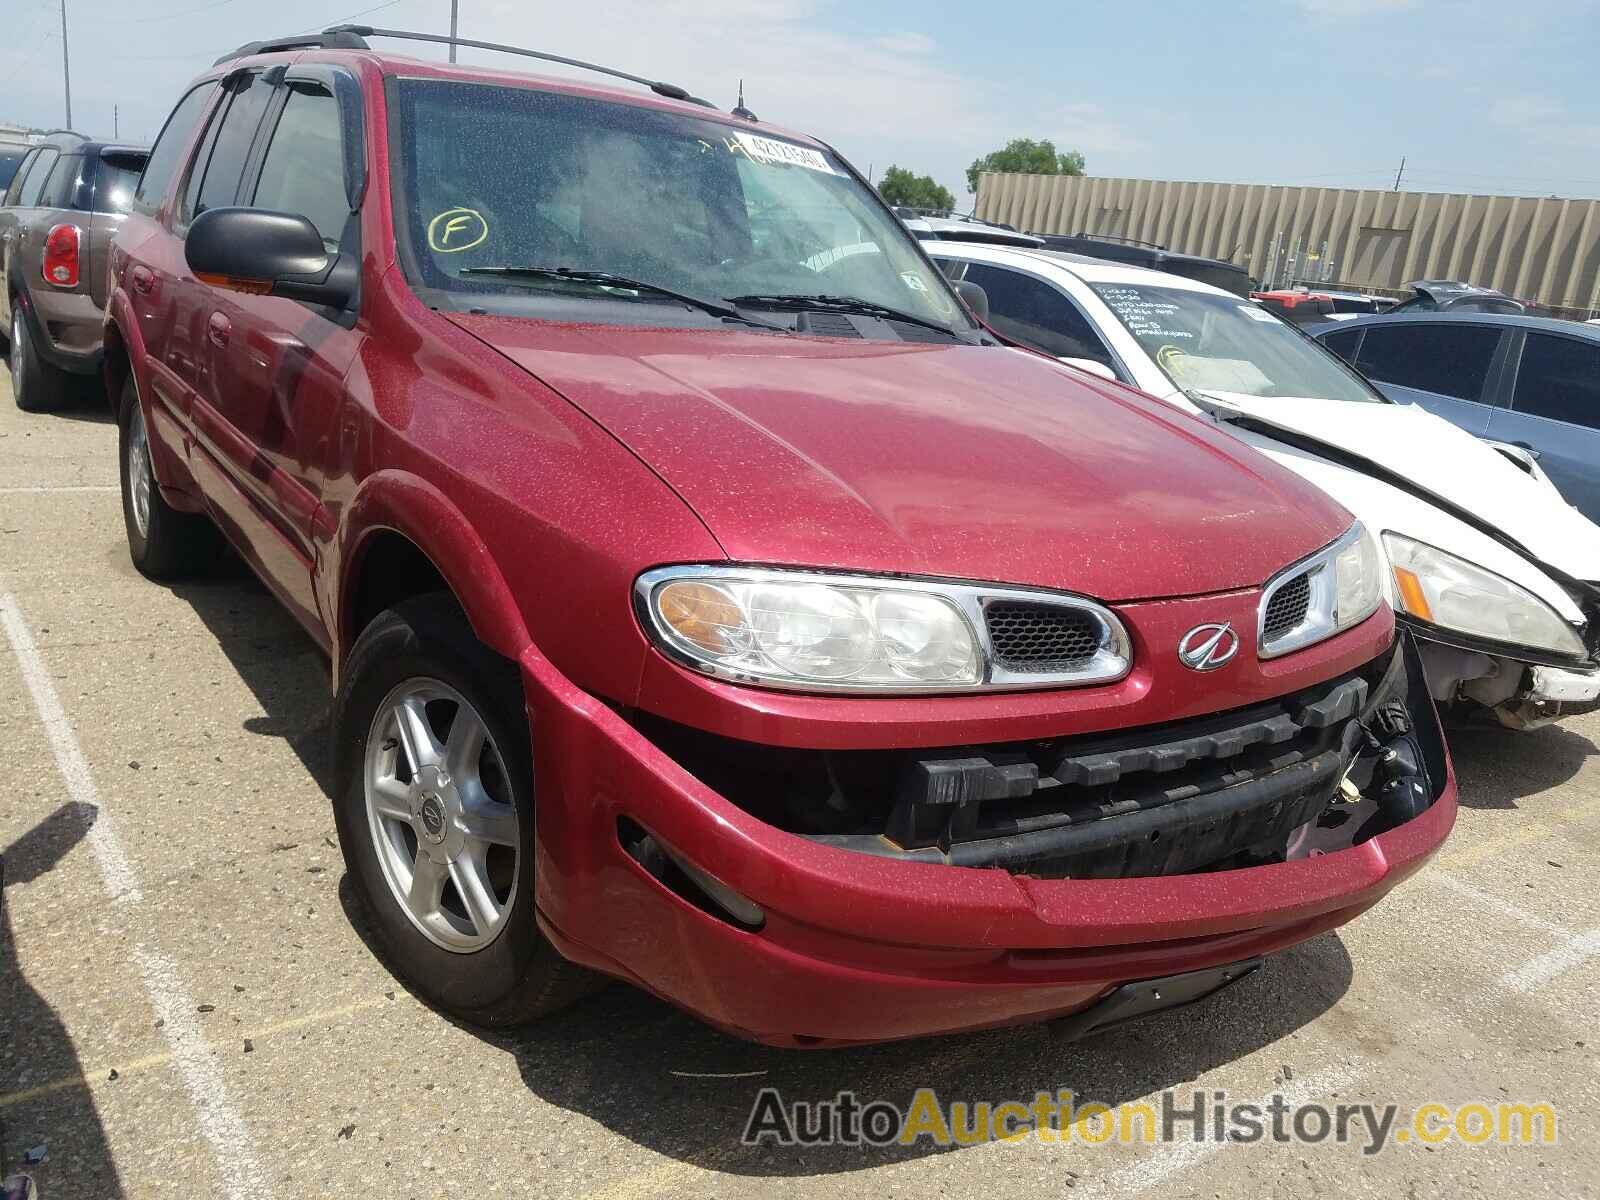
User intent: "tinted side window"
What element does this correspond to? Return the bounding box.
[191,72,275,219]
[960,262,1115,364]
[16,148,60,207]
[1512,335,1600,429]
[135,82,218,214]
[251,84,349,247]
[1321,328,1362,363]
[93,153,145,214]
[38,154,84,209]
[0,149,29,195]
[1354,324,1500,402]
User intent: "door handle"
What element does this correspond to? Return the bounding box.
[130,265,154,295]
[1510,440,1543,461]
[207,312,231,349]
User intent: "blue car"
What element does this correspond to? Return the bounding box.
[1313,313,1600,524]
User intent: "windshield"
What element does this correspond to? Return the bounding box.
[1089,282,1384,402]
[391,80,969,333]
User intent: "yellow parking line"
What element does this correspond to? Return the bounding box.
[1441,790,1600,870]
[0,994,398,1111]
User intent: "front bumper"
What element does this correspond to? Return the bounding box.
[522,633,1455,1047]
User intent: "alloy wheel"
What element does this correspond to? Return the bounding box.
[363,678,521,953]
[126,398,152,539]
[9,310,23,397]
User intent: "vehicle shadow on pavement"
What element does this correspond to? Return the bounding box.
[163,563,337,801]
[338,876,1353,1177]
[1,805,126,1197]
[1443,721,1597,810]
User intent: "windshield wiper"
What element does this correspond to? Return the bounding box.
[726,293,964,339]
[458,267,788,332]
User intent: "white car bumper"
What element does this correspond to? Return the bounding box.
[1527,665,1600,704]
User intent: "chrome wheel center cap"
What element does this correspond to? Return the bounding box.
[417,793,447,844]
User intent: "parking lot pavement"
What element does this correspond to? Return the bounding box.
[1,378,1597,1200]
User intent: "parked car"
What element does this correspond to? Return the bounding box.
[1252,289,1337,325]
[0,131,148,409]
[1313,313,1600,525]
[930,241,1600,730]
[106,26,1453,1047]
[903,213,1043,247]
[1031,232,1254,297]
[1255,289,1396,324]
[1388,279,1524,315]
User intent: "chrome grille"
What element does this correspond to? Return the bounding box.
[1261,571,1312,643]
[985,601,1102,671]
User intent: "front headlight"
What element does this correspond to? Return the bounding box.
[1383,532,1586,659]
[1258,522,1384,658]
[634,566,1131,693]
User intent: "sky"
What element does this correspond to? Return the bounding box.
[4,0,1598,202]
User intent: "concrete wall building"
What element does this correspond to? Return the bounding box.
[975,173,1600,318]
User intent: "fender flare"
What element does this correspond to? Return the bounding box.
[336,469,532,673]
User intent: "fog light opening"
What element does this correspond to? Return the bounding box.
[616,817,766,931]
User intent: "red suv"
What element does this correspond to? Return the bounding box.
[104,28,1455,1046]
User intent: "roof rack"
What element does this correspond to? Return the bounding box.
[323,26,717,108]
[213,28,370,66]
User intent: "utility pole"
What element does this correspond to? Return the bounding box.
[448,0,458,62]
[1393,156,1406,191]
[60,0,72,130]
[113,105,118,139]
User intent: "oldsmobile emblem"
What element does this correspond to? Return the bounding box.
[1178,622,1239,671]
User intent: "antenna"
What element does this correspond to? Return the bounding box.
[731,79,757,122]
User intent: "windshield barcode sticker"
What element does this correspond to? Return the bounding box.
[730,131,838,175]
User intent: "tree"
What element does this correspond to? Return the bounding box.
[966,138,1086,194]
[877,165,956,214]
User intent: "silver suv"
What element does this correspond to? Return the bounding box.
[1,132,148,410]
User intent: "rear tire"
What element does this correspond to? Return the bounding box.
[10,301,72,413]
[118,374,219,579]
[333,593,601,1026]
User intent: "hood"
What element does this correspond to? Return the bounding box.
[447,316,1353,602]
[1190,391,1600,585]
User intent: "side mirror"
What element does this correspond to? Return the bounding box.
[185,206,355,309]
[1059,356,1118,382]
[954,279,989,321]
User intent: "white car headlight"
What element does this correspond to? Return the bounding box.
[1258,522,1385,658]
[634,566,1131,693]
[1382,532,1587,659]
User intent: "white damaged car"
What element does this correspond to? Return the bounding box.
[930,240,1600,729]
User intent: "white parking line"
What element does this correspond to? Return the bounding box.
[0,589,266,1198]
[0,594,141,903]
[1501,931,1600,994]
[1426,871,1571,937]
[1078,1061,1366,1197]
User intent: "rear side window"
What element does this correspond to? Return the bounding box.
[1512,334,1600,429]
[15,148,60,207]
[1354,323,1500,402]
[188,72,275,221]
[94,153,145,214]
[37,154,84,209]
[251,83,349,248]
[135,81,218,214]
[0,149,28,193]
[960,262,1115,364]
[1321,328,1362,363]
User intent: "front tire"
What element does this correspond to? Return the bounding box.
[117,375,218,579]
[333,594,599,1025]
[10,301,72,413]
